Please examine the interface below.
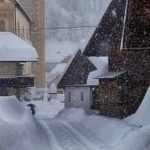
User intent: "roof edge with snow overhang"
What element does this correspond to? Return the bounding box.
[0,32,38,62]
[95,71,126,79]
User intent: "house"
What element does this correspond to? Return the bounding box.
[58,50,96,89]
[65,85,95,110]
[0,0,45,88]
[0,0,45,97]
[59,0,150,118]
[46,63,67,89]
[0,32,38,97]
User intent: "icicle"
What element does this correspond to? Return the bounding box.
[120,0,129,51]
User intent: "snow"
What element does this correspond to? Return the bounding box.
[88,56,108,69]
[0,32,38,61]
[87,57,108,85]
[45,40,77,63]
[1,87,150,150]
[45,0,112,42]
[46,63,67,88]
[120,0,129,50]
[0,96,51,150]
[0,96,26,123]
[126,86,150,126]
[50,63,67,75]
[45,0,112,62]
[77,0,112,53]
[24,94,64,119]
[49,83,57,93]
[96,71,125,79]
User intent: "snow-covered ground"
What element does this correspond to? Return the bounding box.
[24,94,64,119]
[0,87,150,150]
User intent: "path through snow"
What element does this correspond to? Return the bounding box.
[39,118,105,150]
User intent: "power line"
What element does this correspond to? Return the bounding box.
[0,25,98,33]
[0,10,99,31]
[44,25,97,30]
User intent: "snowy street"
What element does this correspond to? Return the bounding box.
[40,119,105,150]
[0,86,150,150]
[0,0,149,150]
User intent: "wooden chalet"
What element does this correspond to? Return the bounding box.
[59,0,150,118]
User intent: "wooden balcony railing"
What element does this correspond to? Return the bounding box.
[0,75,34,87]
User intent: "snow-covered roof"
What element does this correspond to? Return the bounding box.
[46,63,67,86]
[0,32,38,62]
[50,63,67,75]
[77,0,112,53]
[87,57,109,85]
[57,1,112,86]
[88,56,108,69]
[95,71,125,79]
[49,83,57,93]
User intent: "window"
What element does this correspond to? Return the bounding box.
[68,92,71,102]
[81,92,84,101]
[0,20,5,31]
[22,26,25,38]
[17,21,20,36]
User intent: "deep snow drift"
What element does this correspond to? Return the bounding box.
[0,87,150,150]
[0,96,50,150]
[126,86,150,125]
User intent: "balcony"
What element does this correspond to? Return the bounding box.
[0,75,34,87]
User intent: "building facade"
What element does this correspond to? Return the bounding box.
[0,0,45,97]
[0,0,45,88]
[17,0,45,88]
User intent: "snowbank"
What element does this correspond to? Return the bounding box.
[0,96,26,123]
[50,83,57,93]
[0,96,51,150]
[57,108,132,145]
[57,108,86,122]
[25,94,64,119]
[0,32,38,61]
[55,108,150,150]
[1,89,150,150]
[126,86,150,126]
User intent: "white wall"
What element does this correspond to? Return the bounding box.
[65,86,92,109]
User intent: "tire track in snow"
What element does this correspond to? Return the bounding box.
[59,120,106,150]
[46,120,87,150]
[40,120,62,150]
[66,121,105,149]
[45,119,106,150]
